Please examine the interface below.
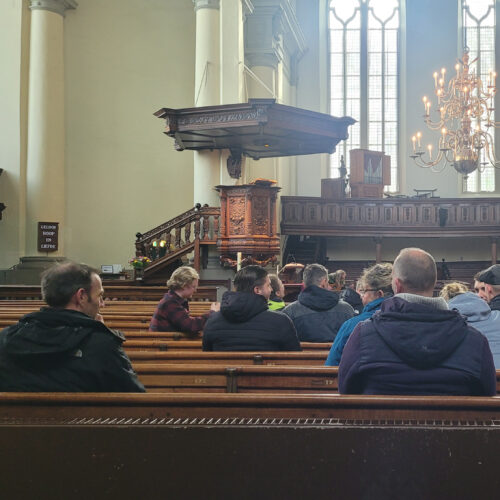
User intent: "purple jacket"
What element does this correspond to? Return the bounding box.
[338,296,496,396]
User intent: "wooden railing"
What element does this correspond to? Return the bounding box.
[135,205,220,274]
[281,196,500,237]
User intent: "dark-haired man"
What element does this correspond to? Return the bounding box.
[202,265,301,351]
[339,248,496,396]
[0,262,145,392]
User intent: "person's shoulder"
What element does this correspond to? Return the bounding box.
[334,299,355,312]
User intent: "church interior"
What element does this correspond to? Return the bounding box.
[2,0,500,498]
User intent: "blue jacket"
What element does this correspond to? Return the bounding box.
[325,297,385,366]
[283,285,354,342]
[449,292,500,368]
[338,296,496,396]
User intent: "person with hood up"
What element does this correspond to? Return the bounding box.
[283,263,354,342]
[202,265,300,351]
[339,248,496,396]
[441,282,500,369]
[325,263,393,366]
[0,262,145,392]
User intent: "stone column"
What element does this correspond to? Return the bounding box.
[193,0,220,206]
[26,0,76,256]
[218,0,250,186]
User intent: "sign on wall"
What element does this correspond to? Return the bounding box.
[37,222,59,252]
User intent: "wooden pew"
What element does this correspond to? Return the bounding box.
[134,364,339,393]
[123,339,331,351]
[133,364,500,394]
[127,350,332,365]
[1,392,500,420]
[2,393,500,499]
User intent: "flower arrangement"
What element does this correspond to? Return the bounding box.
[129,256,151,269]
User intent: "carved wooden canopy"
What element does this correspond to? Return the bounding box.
[154,99,355,178]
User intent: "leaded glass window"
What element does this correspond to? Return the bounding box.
[462,0,496,192]
[329,0,400,192]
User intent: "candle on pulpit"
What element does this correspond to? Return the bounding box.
[411,135,416,152]
[416,131,422,147]
[433,72,438,88]
[427,144,433,161]
[237,252,242,271]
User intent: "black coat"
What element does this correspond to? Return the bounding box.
[202,292,301,351]
[0,308,145,392]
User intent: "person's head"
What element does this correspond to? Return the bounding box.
[473,272,488,301]
[440,282,469,302]
[328,269,346,290]
[41,262,104,319]
[167,266,200,299]
[392,248,437,296]
[477,265,500,303]
[234,265,272,300]
[304,264,329,289]
[358,263,393,306]
[268,274,285,299]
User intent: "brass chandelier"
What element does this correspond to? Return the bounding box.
[410,47,498,178]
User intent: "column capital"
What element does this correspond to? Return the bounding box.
[29,0,77,17]
[193,0,220,12]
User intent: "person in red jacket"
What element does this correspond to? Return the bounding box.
[149,266,219,333]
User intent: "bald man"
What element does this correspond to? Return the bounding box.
[338,248,495,396]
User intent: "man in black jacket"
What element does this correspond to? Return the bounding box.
[202,265,300,351]
[0,262,145,392]
[283,264,354,342]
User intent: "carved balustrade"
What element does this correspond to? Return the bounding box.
[135,206,220,270]
[281,197,500,238]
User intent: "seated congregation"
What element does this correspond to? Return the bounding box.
[0,250,499,397]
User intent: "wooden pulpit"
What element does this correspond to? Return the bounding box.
[216,181,280,268]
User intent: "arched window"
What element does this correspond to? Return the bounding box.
[328,0,400,192]
[462,0,496,193]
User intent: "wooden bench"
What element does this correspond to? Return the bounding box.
[0,284,220,301]
[134,364,339,392]
[123,339,331,351]
[1,392,500,499]
[127,350,332,365]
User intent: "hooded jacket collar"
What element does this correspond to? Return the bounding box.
[298,285,339,311]
[371,296,469,369]
[220,291,268,323]
[1,308,121,357]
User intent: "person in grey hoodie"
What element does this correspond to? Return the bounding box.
[442,283,500,369]
[283,263,354,342]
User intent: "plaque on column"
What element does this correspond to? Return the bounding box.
[38,222,59,252]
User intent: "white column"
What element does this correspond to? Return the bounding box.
[193,0,220,206]
[219,0,247,186]
[26,0,76,256]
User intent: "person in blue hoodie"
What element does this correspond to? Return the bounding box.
[325,263,393,366]
[441,282,500,369]
[283,263,354,342]
[339,248,496,396]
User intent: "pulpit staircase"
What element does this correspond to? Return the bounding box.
[134,205,220,283]
[282,235,326,266]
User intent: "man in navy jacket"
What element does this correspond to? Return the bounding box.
[339,248,496,396]
[203,265,300,351]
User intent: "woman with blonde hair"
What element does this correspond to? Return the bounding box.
[325,263,393,366]
[149,266,219,333]
[442,281,500,368]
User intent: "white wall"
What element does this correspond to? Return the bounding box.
[0,1,24,269]
[64,0,196,268]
